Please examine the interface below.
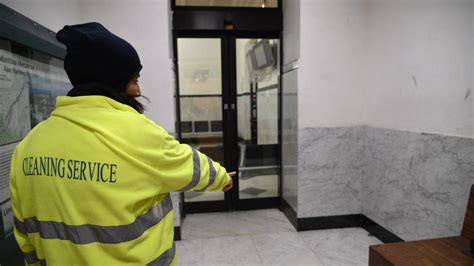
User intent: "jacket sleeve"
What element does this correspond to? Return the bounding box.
[9,150,40,265]
[155,131,231,194]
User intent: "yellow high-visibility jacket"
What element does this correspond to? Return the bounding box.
[9,95,230,265]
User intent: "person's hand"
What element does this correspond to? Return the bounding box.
[223,172,236,192]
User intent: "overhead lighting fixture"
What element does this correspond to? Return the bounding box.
[261,0,266,8]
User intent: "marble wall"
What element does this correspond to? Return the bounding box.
[282,69,299,211]
[297,126,474,239]
[281,0,299,213]
[298,127,365,218]
[363,127,474,240]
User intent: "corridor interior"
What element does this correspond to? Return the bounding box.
[176,209,381,265]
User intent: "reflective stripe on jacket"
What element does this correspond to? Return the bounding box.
[10,95,230,265]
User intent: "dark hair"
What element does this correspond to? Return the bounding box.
[126,95,149,114]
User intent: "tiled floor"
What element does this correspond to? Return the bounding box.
[176,209,382,265]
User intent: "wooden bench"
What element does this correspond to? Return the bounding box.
[369,185,474,266]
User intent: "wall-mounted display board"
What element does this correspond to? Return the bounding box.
[0,3,70,263]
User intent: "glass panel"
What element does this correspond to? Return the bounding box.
[178,38,225,202]
[0,38,71,143]
[176,0,278,8]
[0,38,70,235]
[236,38,279,199]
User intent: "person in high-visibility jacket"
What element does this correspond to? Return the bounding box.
[9,22,233,266]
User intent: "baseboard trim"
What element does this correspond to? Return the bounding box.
[360,215,404,243]
[174,226,181,241]
[280,198,298,229]
[280,198,403,244]
[298,214,363,231]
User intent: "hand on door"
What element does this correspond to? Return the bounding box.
[223,172,236,192]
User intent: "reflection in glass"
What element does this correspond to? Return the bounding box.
[236,38,280,199]
[178,38,225,202]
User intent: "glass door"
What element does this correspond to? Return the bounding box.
[176,36,280,213]
[177,38,226,205]
[235,38,280,202]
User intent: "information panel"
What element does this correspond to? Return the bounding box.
[0,41,70,239]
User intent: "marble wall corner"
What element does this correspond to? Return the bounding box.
[291,124,472,239]
[297,126,365,218]
[282,69,299,212]
[362,127,474,240]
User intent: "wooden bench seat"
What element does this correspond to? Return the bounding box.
[369,236,473,265]
[369,185,474,266]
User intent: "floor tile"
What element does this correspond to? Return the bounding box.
[251,232,323,265]
[182,209,296,240]
[178,210,380,266]
[299,228,382,266]
[176,235,262,265]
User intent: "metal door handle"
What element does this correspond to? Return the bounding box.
[224,103,235,110]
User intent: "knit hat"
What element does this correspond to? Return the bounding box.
[56,22,142,90]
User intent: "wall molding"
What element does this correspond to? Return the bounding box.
[359,216,404,243]
[281,199,403,244]
[280,198,298,229]
[298,214,362,231]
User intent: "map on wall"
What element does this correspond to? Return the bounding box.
[0,49,70,144]
[0,51,31,146]
[0,48,70,239]
[29,73,70,127]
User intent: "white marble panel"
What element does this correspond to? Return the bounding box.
[251,232,322,265]
[176,235,262,265]
[363,127,474,240]
[282,70,298,212]
[300,228,382,266]
[298,126,365,218]
[182,209,295,240]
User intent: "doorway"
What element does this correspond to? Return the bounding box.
[174,33,281,213]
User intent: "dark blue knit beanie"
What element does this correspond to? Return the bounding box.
[56,22,142,91]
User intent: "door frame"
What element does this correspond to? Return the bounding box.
[173,31,283,215]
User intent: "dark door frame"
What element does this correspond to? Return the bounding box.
[173,31,283,215]
[171,0,284,215]
[171,0,283,33]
